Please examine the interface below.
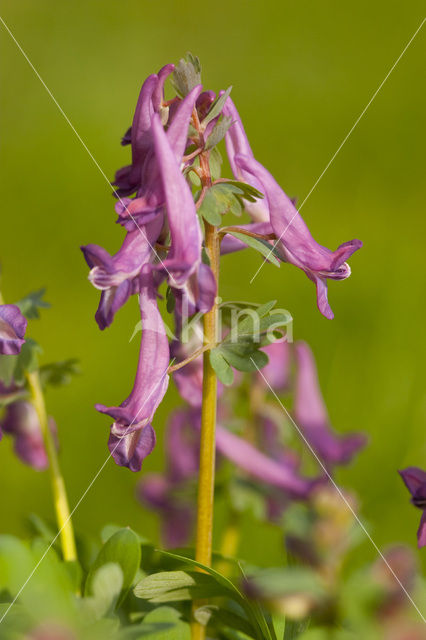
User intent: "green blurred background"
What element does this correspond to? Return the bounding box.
[1,1,425,568]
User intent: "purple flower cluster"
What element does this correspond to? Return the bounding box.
[0,304,27,355]
[140,337,366,546]
[82,60,362,471]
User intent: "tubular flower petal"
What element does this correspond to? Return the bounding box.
[151,114,202,288]
[81,215,164,329]
[293,341,366,465]
[258,340,291,392]
[96,270,169,471]
[0,304,27,355]
[222,96,269,222]
[235,154,362,319]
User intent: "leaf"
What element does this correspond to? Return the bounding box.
[82,562,124,620]
[205,115,233,150]
[134,570,226,603]
[155,551,274,640]
[198,183,243,226]
[223,180,264,202]
[202,86,232,126]
[284,618,310,640]
[86,527,141,608]
[194,604,256,637]
[219,344,269,373]
[39,359,80,387]
[15,288,50,319]
[166,287,176,314]
[171,52,201,97]
[130,606,190,639]
[210,348,234,385]
[13,339,43,384]
[225,232,280,267]
[209,147,223,180]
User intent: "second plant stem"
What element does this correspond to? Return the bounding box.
[27,370,77,562]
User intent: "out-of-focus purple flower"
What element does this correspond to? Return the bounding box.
[222,97,269,223]
[171,338,204,408]
[172,262,217,318]
[0,304,27,355]
[258,340,291,392]
[114,64,175,197]
[1,401,55,470]
[96,270,169,471]
[235,154,362,319]
[215,423,317,499]
[399,467,426,548]
[293,341,366,465]
[81,215,164,329]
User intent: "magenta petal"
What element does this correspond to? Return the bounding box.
[399,467,426,497]
[1,401,52,470]
[151,114,202,287]
[167,84,203,162]
[259,340,291,392]
[417,511,426,548]
[235,153,362,319]
[0,305,27,355]
[215,424,315,498]
[108,423,156,472]
[293,341,366,465]
[152,64,175,111]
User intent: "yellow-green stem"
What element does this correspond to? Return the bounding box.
[26,371,77,562]
[191,221,220,640]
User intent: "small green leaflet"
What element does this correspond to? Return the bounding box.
[225,231,280,267]
[0,338,43,387]
[171,52,201,97]
[205,115,233,150]
[16,288,50,319]
[202,86,232,126]
[198,183,244,226]
[39,359,80,387]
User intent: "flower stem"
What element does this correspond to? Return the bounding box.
[26,371,77,562]
[191,221,220,640]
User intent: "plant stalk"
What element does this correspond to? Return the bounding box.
[191,220,220,640]
[26,370,77,562]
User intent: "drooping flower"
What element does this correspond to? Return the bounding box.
[0,304,27,355]
[1,401,54,470]
[399,467,426,548]
[96,270,170,471]
[235,154,362,319]
[222,96,269,222]
[81,215,164,329]
[258,340,291,392]
[293,341,366,465]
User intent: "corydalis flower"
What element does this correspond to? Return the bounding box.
[399,467,426,548]
[96,270,169,471]
[236,153,362,319]
[0,304,27,355]
[1,401,54,470]
[293,341,366,465]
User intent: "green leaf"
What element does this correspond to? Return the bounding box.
[166,287,176,313]
[209,147,223,180]
[219,345,269,373]
[134,570,226,603]
[13,338,43,384]
[132,606,190,639]
[202,86,232,126]
[16,288,50,319]
[210,348,234,385]
[284,618,310,640]
[155,551,274,640]
[39,358,80,387]
[82,562,123,620]
[171,52,201,97]
[198,183,243,226]
[86,527,141,607]
[194,604,256,638]
[223,180,264,202]
[205,115,233,150]
[225,232,280,267]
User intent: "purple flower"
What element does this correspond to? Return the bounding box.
[114,64,175,197]
[222,96,269,223]
[171,262,217,318]
[0,304,27,355]
[1,401,55,470]
[235,154,362,319]
[96,270,170,471]
[150,114,202,289]
[258,340,291,392]
[399,467,426,548]
[215,422,317,499]
[293,341,366,465]
[81,215,164,329]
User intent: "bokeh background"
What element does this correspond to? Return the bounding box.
[1,1,425,569]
